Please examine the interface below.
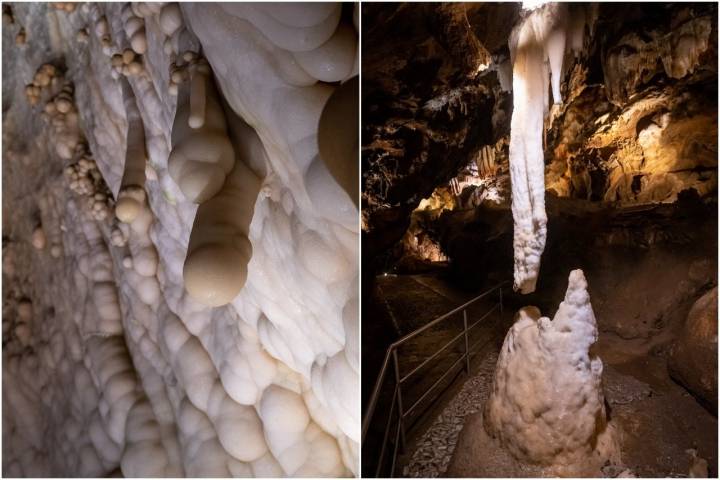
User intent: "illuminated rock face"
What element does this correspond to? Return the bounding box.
[544,6,716,206]
[2,2,358,477]
[484,270,618,475]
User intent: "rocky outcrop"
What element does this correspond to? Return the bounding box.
[545,3,718,205]
[361,2,515,263]
[429,3,491,78]
[668,286,718,411]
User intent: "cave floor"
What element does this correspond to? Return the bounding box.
[366,271,717,478]
[362,269,509,476]
[374,270,508,406]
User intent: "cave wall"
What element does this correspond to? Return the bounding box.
[361,2,718,352]
[362,2,717,273]
[2,3,359,477]
[361,3,516,264]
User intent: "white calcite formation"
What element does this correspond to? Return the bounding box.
[484,269,618,475]
[217,3,358,84]
[507,3,591,293]
[181,119,262,307]
[115,77,148,223]
[168,53,234,204]
[3,2,358,477]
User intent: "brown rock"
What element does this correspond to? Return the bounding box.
[668,286,718,411]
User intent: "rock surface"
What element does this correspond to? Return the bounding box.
[668,286,718,411]
[362,3,717,272]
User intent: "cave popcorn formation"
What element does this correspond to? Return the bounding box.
[3,2,358,477]
[508,3,589,293]
[484,269,618,475]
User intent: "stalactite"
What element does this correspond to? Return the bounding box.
[507,2,592,293]
[115,78,147,224]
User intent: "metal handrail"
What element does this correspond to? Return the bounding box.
[390,281,505,347]
[399,328,466,384]
[362,280,508,477]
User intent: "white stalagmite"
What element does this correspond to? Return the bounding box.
[508,3,572,293]
[484,269,618,475]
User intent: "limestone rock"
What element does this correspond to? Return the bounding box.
[668,286,718,411]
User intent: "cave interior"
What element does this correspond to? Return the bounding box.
[361,2,718,478]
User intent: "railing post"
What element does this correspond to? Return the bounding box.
[499,285,503,317]
[463,309,470,374]
[392,348,407,453]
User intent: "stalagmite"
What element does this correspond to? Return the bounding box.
[484,269,618,475]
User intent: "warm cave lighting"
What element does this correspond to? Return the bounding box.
[3,2,359,478]
[361,1,717,478]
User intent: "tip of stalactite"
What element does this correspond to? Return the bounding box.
[115,186,146,224]
[183,240,252,307]
[514,272,539,294]
[115,197,142,223]
[514,282,536,295]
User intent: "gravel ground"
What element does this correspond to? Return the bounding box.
[403,352,498,478]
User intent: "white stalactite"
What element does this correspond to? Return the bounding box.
[116,78,147,224]
[508,2,575,293]
[168,60,235,204]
